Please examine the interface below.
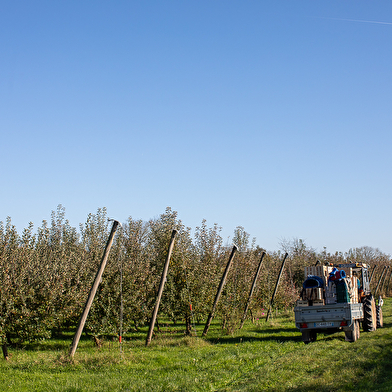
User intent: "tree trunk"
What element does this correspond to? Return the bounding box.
[2,343,9,361]
[185,315,192,336]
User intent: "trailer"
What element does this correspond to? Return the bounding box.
[294,263,383,343]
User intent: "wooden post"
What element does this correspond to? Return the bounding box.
[202,245,237,337]
[378,266,389,295]
[374,265,388,297]
[386,269,392,296]
[146,230,177,346]
[369,265,377,284]
[266,252,288,322]
[69,220,120,358]
[374,265,389,296]
[239,252,265,329]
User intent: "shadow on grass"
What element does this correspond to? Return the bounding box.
[13,331,119,352]
[203,327,302,345]
[21,341,70,351]
[14,319,392,354]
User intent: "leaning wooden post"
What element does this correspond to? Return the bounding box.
[146,229,177,346]
[239,251,266,329]
[374,265,388,297]
[266,252,288,322]
[69,220,120,358]
[386,269,392,296]
[379,266,390,295]
[202,245,237,337]
[369,265,377,285]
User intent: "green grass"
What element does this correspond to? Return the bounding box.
[1,300,392,391]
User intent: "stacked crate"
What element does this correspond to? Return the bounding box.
[304,266,333,286]
[304,287,323,301]
[325,281,337,304]
[300,266,334,306]
[298,265,360,306]
[341,267,359,303]
[347,275,358,303]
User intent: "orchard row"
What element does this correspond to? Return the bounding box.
[0,205,390,344]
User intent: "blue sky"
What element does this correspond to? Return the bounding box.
[1,1,391,255]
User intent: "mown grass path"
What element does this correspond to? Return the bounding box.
[1,299,391,391]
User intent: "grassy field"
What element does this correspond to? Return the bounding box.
[1,299,391,392]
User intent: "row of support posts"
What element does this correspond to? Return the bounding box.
[66,223,289,357]
[68,225,179,357]
[374,265,390,297]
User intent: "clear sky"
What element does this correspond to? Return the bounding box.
[1,1,391,255]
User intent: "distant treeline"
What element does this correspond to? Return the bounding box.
[0,205,391,343]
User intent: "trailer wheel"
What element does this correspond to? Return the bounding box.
[376,305,383,328]
[302,330,317,344]
[363,295,377,332]
[345,320,360,342]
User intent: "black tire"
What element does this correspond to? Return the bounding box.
[310,330,317,342]
[302,330,317,344]
[363,295,377,332]
[376,305,383,328]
